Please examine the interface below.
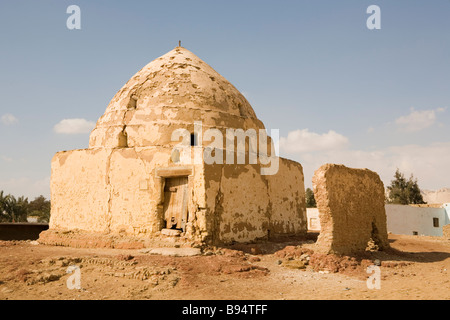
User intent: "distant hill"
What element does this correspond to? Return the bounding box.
[421,188,450,204]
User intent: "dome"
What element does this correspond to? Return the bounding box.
[89,46,265,148]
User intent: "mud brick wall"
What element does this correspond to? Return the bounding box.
[312,164,389,255]
[443,224,450,239]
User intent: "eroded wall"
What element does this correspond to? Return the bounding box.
[49,146,306,246]
[204,157,307,244]
[312,164,389,255]
[265,158,306,237]
[50,148,111,233]
[49,147,207,242]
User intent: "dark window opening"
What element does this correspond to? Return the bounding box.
[433,217,439,228]
[190,133,197,146]
[412,231,418,236]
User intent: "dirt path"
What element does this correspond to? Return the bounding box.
[0,234,449,300]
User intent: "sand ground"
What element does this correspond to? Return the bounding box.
[0,233,449,300]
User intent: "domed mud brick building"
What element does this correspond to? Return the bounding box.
[41,46,307,247]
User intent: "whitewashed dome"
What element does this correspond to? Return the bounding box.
[89,46,265,148]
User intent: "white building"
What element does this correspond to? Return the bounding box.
[306,203,450,237]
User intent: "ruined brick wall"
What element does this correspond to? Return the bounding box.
[204,158,307,245]
[46,145,307,247]
[312,164,389,255]
[47,146,207,243]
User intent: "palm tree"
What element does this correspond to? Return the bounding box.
[2,194,29,222]
[0,191,6,222]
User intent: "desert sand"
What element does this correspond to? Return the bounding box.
[0,233,449,300]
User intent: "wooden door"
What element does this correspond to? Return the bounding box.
[163,177,189,230]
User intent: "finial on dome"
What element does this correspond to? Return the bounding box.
[178,40,181,47]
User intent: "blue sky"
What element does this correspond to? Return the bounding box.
[1,0,450,199]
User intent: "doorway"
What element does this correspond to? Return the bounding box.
[163,176,189,231]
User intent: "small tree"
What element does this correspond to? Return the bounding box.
[407,176,426,204]
[387,169,426,205]
[0,191,51,223]
[28,195,51,223]
[305,188,317,208]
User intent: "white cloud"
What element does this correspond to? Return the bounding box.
[395,108,445,132]
[279,129,349,154]
[1,113,18,125]
[54,118,95,134]
[281,140,450,191]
